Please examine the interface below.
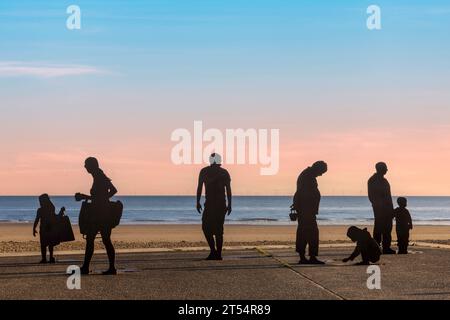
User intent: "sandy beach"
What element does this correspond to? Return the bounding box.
[0,223,449,254]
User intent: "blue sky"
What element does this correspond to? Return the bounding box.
[1,0,449,127]
[1,0,449,88]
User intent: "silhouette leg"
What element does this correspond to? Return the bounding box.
[101,228,116,273]
[398,233,408,254]
[382,219,394,253]
[40,243,47,263]
[382,232,391,250]
[49,246,55,263]
[308,223,319,257]
[405,232,410,253]
[396,231,402,253]
[205,235,216,255]
[202,215,217,259]
[361,250,371,264]
[308,221,324,264]
[296,224,308,263]
[398,237,405,253]
[203,229,216,259]
[373,220,381,246]
[81,232,95,273]
[215,234,223,260]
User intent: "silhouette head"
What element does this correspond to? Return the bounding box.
[375,162,388,175]
[209,153,222,166]
[84,157,100,174]
[346,226,363,242]
[311,161,328,177]
[397,197,407,208]
[38,193,55,211]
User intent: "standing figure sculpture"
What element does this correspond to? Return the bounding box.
[292,161,328,264]
[196,153,232,260]
[76,157,118,274]
[368,162,395,254]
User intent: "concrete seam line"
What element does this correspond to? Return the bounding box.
[413,242,450,249]
[255,247,346,301]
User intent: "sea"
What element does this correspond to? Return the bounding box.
[0,196,450,225]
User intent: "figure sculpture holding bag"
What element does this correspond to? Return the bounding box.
[75,157,119,275]
[33,194,64,264]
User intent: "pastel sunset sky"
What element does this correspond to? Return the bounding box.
[0,0,449,196]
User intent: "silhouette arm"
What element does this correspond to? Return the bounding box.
[343,246,360,262]
[196,174,203,204]
[387,182,393,199]
[349,247,360,260]
[108,181,118,198]
[368,180,375,204]
[292,176,301,210]
[196,171,204,213]
[386,183,394,213]
[75,193,91,201]
[226,181,232,215]
[58,207,66,216]
[33,210,40,236]
[408,211,413,229]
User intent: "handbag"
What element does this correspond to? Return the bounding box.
[289,208,298,222]
[78,201,92,235]
[43,224,61,247]
[78,200,123,235]
[108,200,123,229]
[57,215,75,243]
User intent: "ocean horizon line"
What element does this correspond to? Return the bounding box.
[0,195,449,197]
[1,196,449,225]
